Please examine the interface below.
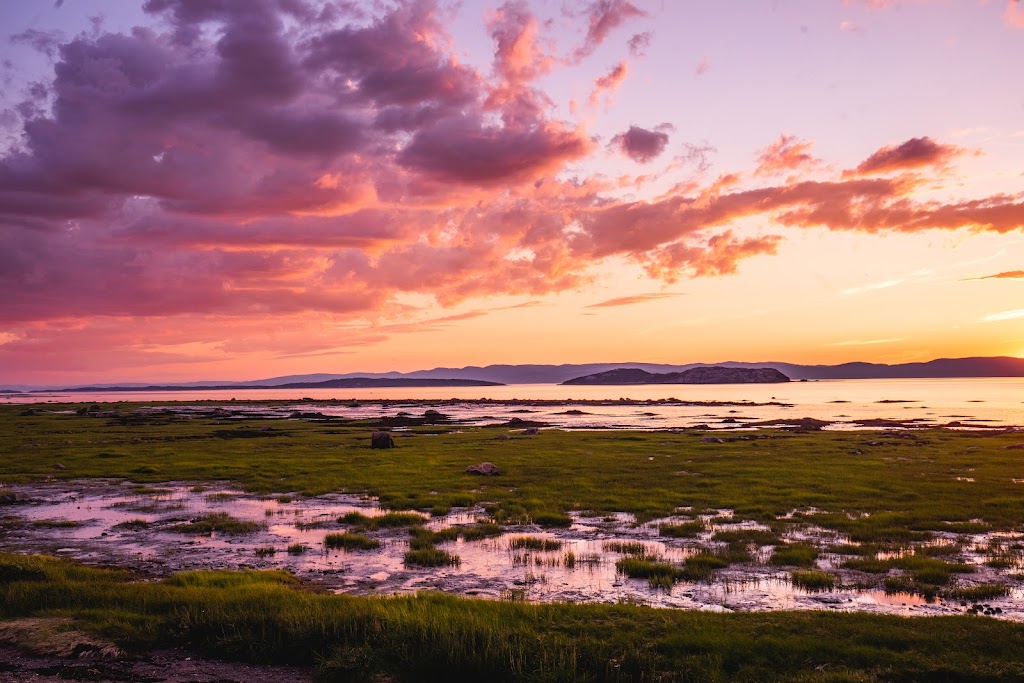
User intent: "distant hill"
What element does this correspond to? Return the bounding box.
[48,378,503,393]
[563,366,791,385]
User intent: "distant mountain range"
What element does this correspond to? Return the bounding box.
[563,367,791,385]
[31,378,504,393]
[4,356,1023,392]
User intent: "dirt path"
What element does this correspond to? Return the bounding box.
[0,645,315,683]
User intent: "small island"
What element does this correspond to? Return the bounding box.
[562,366,790,385]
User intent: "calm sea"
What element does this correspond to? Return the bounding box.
[4,378,1023,429]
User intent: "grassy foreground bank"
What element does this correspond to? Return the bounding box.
[2,553,1024,682]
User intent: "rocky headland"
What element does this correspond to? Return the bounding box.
[562,366,790,385]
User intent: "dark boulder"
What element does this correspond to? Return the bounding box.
[501,417,548,428]
[371,431,395,449]
[522,427,541,435]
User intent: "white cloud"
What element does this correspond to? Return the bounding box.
[842,279,903,296]
[980,309,1024,323]
[831,337,906,346]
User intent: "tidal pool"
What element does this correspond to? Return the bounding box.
[3,480,1021,620]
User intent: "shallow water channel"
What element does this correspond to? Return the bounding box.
[3,480,1022,620]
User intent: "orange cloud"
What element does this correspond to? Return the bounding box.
[587,293,680,307]
[848,136,967,175]
[755,134,822,177]
[964,270,1024,280]
[1005,0,1024,28]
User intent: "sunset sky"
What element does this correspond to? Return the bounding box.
[1,0,1023,385]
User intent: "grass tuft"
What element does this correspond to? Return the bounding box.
[508,536,562,552]
[769,543,820,568]
[324,533,381,551]
[168,513,260,535]
[403,548,460,567]
[790,570,836,591]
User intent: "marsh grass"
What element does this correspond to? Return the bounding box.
[846,551,975,595]
[769,543,820,568]
[844,553,974,581]
[532,512,572,528]
[168,513,260,535]
[204,493,235,503]
[946,584,1011,601]
[983,544,1023,569]
[323,533,380,551]
[712,528,780,546]
[8,407,1024,542]
[2,554,1024,680]
[615,557,677,581]
[680,553,730,581]
[339,511,426,530]
[459,521,502,541]
[403,547,460,567]
[509,537,562,552]
[603,541,649,556]
[658,520,704,538]
[30,519,80,529]
[616,552,732,585]
[790,570,836,592]
[112,519,150,531]
[408,527,458,550]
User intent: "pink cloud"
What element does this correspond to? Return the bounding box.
[397,116,592,183]
[588,61,629,106]
[488,1,555,85]
[695,57,711,76]
[627,31,652,57]
[610,124,672,163]
[572,0,647,61]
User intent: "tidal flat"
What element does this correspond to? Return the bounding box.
[2,402,1024,681]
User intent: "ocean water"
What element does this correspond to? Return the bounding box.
[6,377,1023,429]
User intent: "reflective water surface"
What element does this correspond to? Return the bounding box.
[6,377,1023,429]
[5,481,1021,620]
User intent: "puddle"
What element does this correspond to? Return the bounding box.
[2,480,1021,620]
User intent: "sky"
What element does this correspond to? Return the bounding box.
[0,0,1022,385]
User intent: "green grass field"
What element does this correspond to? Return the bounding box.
[3,403,1024,680]
[4,404,1024,538]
